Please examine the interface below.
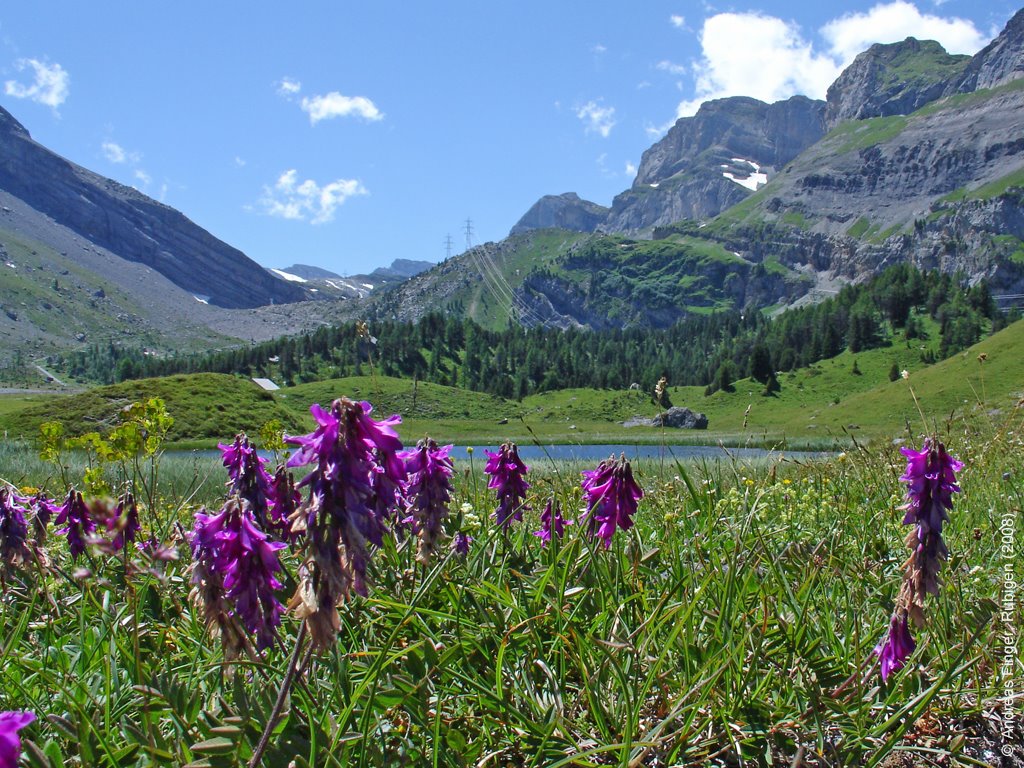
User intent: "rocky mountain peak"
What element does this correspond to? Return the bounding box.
[602,95,825,232]
[509,192,609,236]
[946,8,1024,94]
[824,38,969,129]
[0,106,30,140]
[0,105,308,308]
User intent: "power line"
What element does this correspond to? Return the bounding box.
[463,217,474,251]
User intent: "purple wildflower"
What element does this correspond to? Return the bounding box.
[874,612,916,682]
[899,439,962,625]
[189,496,286,653]
[285,398,406,649]
[219,434,276,528]
[451,531,473,557]
[401,439,455,565]
[53,490,95,561]
[533,497,572,546]
[136,535,179,563]
[581,455,643,549]
[103,492,141,553]
[0,710,34,768]
[0,489,31,569]
[27,492,52,545]
[483,442,530,529]
[873,438,961,682]
[269,466,301,540]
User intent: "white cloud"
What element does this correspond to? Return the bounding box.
[670,15,686,29]
[260,169,367,224]
[625,161,637,176]
[277,77,302,98]
[100,139,150,188]
[102,140,142,165]
[234,156,247,168]
[4,58,69,109]
[675,12,840,118]
[669,2,992,123]
[656,60,688,76]
[300,92,383,124]
[576,100,616,137]
[822,1,988,64]
[592,43,607,54]
[102,141,127,164]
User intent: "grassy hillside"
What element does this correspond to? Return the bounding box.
[0,373,304,444]
[0,226,236,380]
[675,317,1024,443]
[2,319,1020,448]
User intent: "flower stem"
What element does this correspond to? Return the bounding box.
[248,622,308,768]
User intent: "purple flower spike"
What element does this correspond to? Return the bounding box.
[534,497,571,546]
[107,492,141,552]
[0,710,35,768]
[285,398,406,650]
[451,531,473,557]
[220,434,276,528]
[401,438,455,565]
[0,489,31,568]
[581,455,643,549]
[53,490,95,561]
[484,442,530,529]
[189,497,286,653]
[875,612,916,682]
[269,466,301,540]
[219,502,287,650]
[899,439,962,617]
[899,439,961,535]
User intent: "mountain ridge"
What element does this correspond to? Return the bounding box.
[0,105,309,309]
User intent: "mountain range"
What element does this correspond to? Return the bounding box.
[2,9,1023,368]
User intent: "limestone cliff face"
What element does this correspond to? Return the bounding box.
[946,8,1024,94]
[0,106,308,309]
[824,39,969,129]
[602,95,826,232]
[509,192,609,235]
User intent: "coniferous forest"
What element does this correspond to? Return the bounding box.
[59,265,1008,397]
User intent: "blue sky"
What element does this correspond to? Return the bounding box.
[0,1,1017,276]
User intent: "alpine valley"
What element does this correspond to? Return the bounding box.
[1,9,1023,369]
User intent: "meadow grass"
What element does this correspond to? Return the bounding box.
[0,394,1020,767]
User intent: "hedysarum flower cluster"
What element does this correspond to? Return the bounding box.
[101,492,141,553]
[286,398,406,649]
[220,433,294,536]
[581,455,643,549]
[534,497,571,546]
[401,438,454,565]
[190,496,287,654]
[53,490,95,561]
[0,488,31,571]
[484,442,530,529]
[0,710,34,768]
[874,438,962,682]
[451,531,473,557]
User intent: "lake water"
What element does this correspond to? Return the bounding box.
[189,443,828,465]
[449,443,828,463]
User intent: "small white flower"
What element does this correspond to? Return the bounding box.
[901,369,910,380]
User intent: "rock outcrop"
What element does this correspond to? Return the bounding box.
[624,407,708,429]
[946,8,1024,94]
[0,106,308,309]
[510,192,609,235]
[603,95,826,232]
[653,407,708,429]
[824,39,969,129]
